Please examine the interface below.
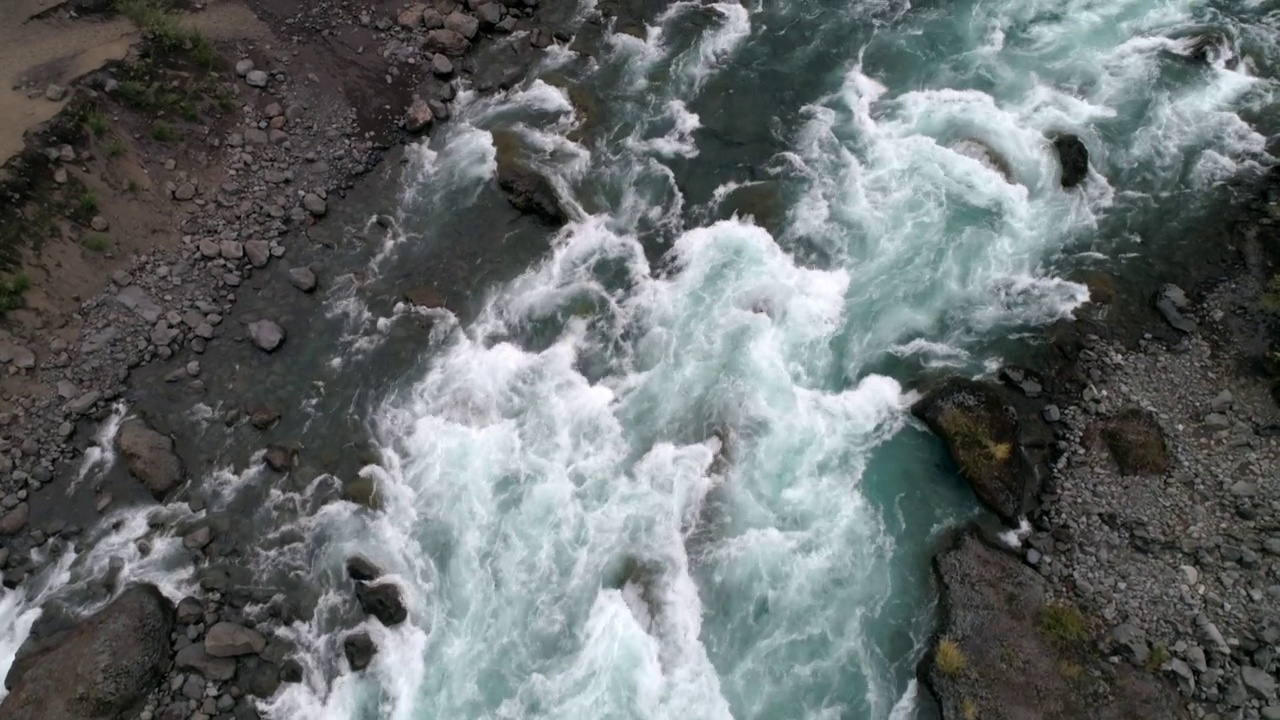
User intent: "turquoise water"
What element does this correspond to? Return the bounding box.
[1,0,1276,718]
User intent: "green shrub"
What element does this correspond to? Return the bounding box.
[0,273,31,314]
[1040,603,1087,644]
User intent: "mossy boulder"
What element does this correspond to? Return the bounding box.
[913,379,1032,523]
[1100,407,1170,476]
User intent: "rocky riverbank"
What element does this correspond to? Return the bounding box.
[918,169,1280,719]
[0,0,582,717]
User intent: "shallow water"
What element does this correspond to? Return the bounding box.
[2,0,1278,717]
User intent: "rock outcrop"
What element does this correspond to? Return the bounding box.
[355,581,407,626]
[1,584,176,720]
[114,417,183,498]
[912,378,1034,524]
[1053,134,1089,188]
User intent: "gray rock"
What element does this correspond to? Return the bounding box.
[0,344,35,369]
[245,70,269,88]
[302,193,326,217]
[431,53,454,76]
[1204,412,1230,430]
[1169,657,1195,695]
[1243,666,1277,699]
[204,622,266,658]
[404,97,433,133]
[422,28,470,56]
[176,597,203,624]
[174,183,196,201]
[65,391,101,416]
[235,59,255,77]
[182,526,212,550]
[0,585,174,720]
[175,643,236,681]
[90,215,109,231]
[247,320,286,352]
[1262,706,1280,720]
[244,128,269,145]
[219,240,244,260]
[0,502,29,535]
[444,11,479,38]
[475,2,501,25]
[1042,404,1061,423]
[44,84,66,101]
[1210,389,1233,412]
[244,240,270,268]
[1196,613,1230,656]
[1112,623,1150,665]
[288,266,317,293]
[422,8,444,27]
[115,418,183,499]
[1155,284,1196,333]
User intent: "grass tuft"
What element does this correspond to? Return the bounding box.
[84,234,110,253]
[0,273,31,314]
[939,407,1012,478]
[961,697,979,720]
[76,191,99,217]
[85,106,110,137]
[105,136,126,158]
[935,637,967,676]
[1040,603,1087,645]
[149,120,178,142]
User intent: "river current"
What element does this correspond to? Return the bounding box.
[2,0,1279,718]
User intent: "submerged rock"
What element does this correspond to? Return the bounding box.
[356,581,408,626]
[1100,407,1170,475]
[1,585,175,720]
[346,556,385,582]
[912,379,1032,524]
[1052,134,1089,188]
[115,418,184,498]
[492,128,569,225]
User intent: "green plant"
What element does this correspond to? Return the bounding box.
[85,106,110,137]
[1146,643,1170,672]
[1040,603,1087,645]
[83,234,110,252]
[939,407,1012,479]
[105,136,126,158]
[149,120,178,142]
[76,190,99,217]
[935,638,967,676]
[961,697,979,720]
[0,273,31,314]
[126,179,140,193]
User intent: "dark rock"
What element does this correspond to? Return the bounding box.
[175,642,237,681]
[249,405,282,429]
[234,656,281,698]
[998,367,1043,398]
[912,379,1032,524]
[1,585,175,720]
[0,502,29,536]
[1052,134,1089,188]
[422,28,470,56]
[263,444,297,473]
[288,267,317,293]
[343,632,376,671]
[342,475,383,510]
[1101,407,1170,475]
[355,582,408,626]
[404,286,446,308]
[492,128,568,225]
[176,596,204,624]
[204,622,267,657]
[444,11,479,38]
[115,418,183,498]
[1154,284,1196,333]
[346,556,385,582]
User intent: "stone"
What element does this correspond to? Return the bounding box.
[1101,407,1170,475]
[343,632,376,671]
[1112,623,1150,665]
[219,240,244,260]
[355,582,408,626]
[44,84,66,101]
[263,102,283,118]
[263,444,296,473]
[1042,404,1060,423]
[1210,389,1233,412]
[0,585,174,720]
[90,215,109,231]
[247,320,286,353]
[397,3,426,26]
[65,391,101,415]
[204,622,267,658]
[1155,284,1196,333]
[422,28,470,56]
[1243,666,1277,699]
[1204,412,1230,430]
[444,11,479,38]
[431,53,454,76]
[346,556,385,582]
[475,2,501,25]
[175,643,236,681]
[1179,565,1199,586]
[1053,133,1088,188]
[115,419,183,498]
[244,240,270,268]
[244,128,269,145]
[302,193,327,217]
[492,129,569,225]
[234,656,281,698]
[176,597,203,624]
[245,70,269,88]
[0,502,29,535]
[403,97,433,133]
[1262,706,1280,720]
[288,266,317,293]
[174,182,196,201]
[183,526,212,550]
[235,59,254,76]
[0,344,35,369]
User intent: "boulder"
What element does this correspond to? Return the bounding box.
[422,28,470,56]
[1052,134,1089,188]
[204,622,267,657]
[912,379,1032,524]
[492,129,568,225]
[355,582,408,626]
[344,632,377,671]
[263,443,297,473]
[0,502,29,535]
[175,642,237,681]
[346,556,385,582]
[247,320,286,352]
[397,3,426,26]
[288,266,318,293]
[176,596,203,624]
[404,97,434,133]
[1101,407,1170,475]
[1154,283,1196,333]
[342,475,384,510]
[234,656,281,698]
[115,418,183,498]
[444,11,479,38]
[1,585,175,720]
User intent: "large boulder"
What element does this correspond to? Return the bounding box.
[492,128,568,225]
[1,585,176,720]
[422,28,470,56]
[355,581,408,626]
[1052,134,1089,188]
[174,643,236,681]
[114,418,183,498]
[912,379,1033,524]
[1100,407,1170,476]
[204,622,267,657]
[343,632,377,671]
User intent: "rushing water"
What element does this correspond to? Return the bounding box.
[3,0,1278,717]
